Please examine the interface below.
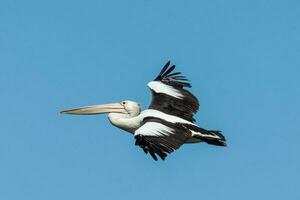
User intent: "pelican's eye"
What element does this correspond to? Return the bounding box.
[121,101,126,105]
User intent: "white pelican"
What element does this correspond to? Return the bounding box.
[61,61,226,160]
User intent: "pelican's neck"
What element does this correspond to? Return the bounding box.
[108,113,142,134]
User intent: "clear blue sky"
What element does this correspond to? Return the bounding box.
[1,0,299,199]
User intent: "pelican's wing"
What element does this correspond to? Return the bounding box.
[134,117,191,160]
[147,61,199,122]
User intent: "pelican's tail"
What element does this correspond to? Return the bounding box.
[194,130,226,146]
[187,126,226,146]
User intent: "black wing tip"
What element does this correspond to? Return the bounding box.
[155,60,175,81]
[135,135,167,161]
[165,60,171,66]
[154,61,192,88]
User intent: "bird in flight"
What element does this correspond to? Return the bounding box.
[61,61,226,160]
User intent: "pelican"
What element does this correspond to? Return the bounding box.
[61,61,226,160]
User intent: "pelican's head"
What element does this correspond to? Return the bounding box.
[119,100,141,116]
[60,100,141,117]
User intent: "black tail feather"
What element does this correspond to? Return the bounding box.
[201,137,227,146]
[189,127,227,147]
[199,130,227,146]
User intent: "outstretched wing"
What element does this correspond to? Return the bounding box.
[134,117,191,161]
[148,61,199,122]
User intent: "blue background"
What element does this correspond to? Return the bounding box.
[1,0,299,199]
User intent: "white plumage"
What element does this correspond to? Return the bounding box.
[135,122,174,137]
[147,81,183,99]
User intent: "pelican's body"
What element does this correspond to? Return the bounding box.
[108,106,200,142]
[61,61,226,160]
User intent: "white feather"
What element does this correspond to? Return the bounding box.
[147,81,183,99]
[191,130,220,139]
[140,109,195,125]
[135,122,174,137]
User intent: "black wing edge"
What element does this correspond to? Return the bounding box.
[135,135,168,161]
[154,61,191,88]
[134,117,190,161]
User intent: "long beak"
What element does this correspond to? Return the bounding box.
[60,103,127,115]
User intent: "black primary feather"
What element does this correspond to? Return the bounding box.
[149,61,200,122]
[154,61,191,88]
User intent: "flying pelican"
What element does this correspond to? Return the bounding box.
[61,61,226,160]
